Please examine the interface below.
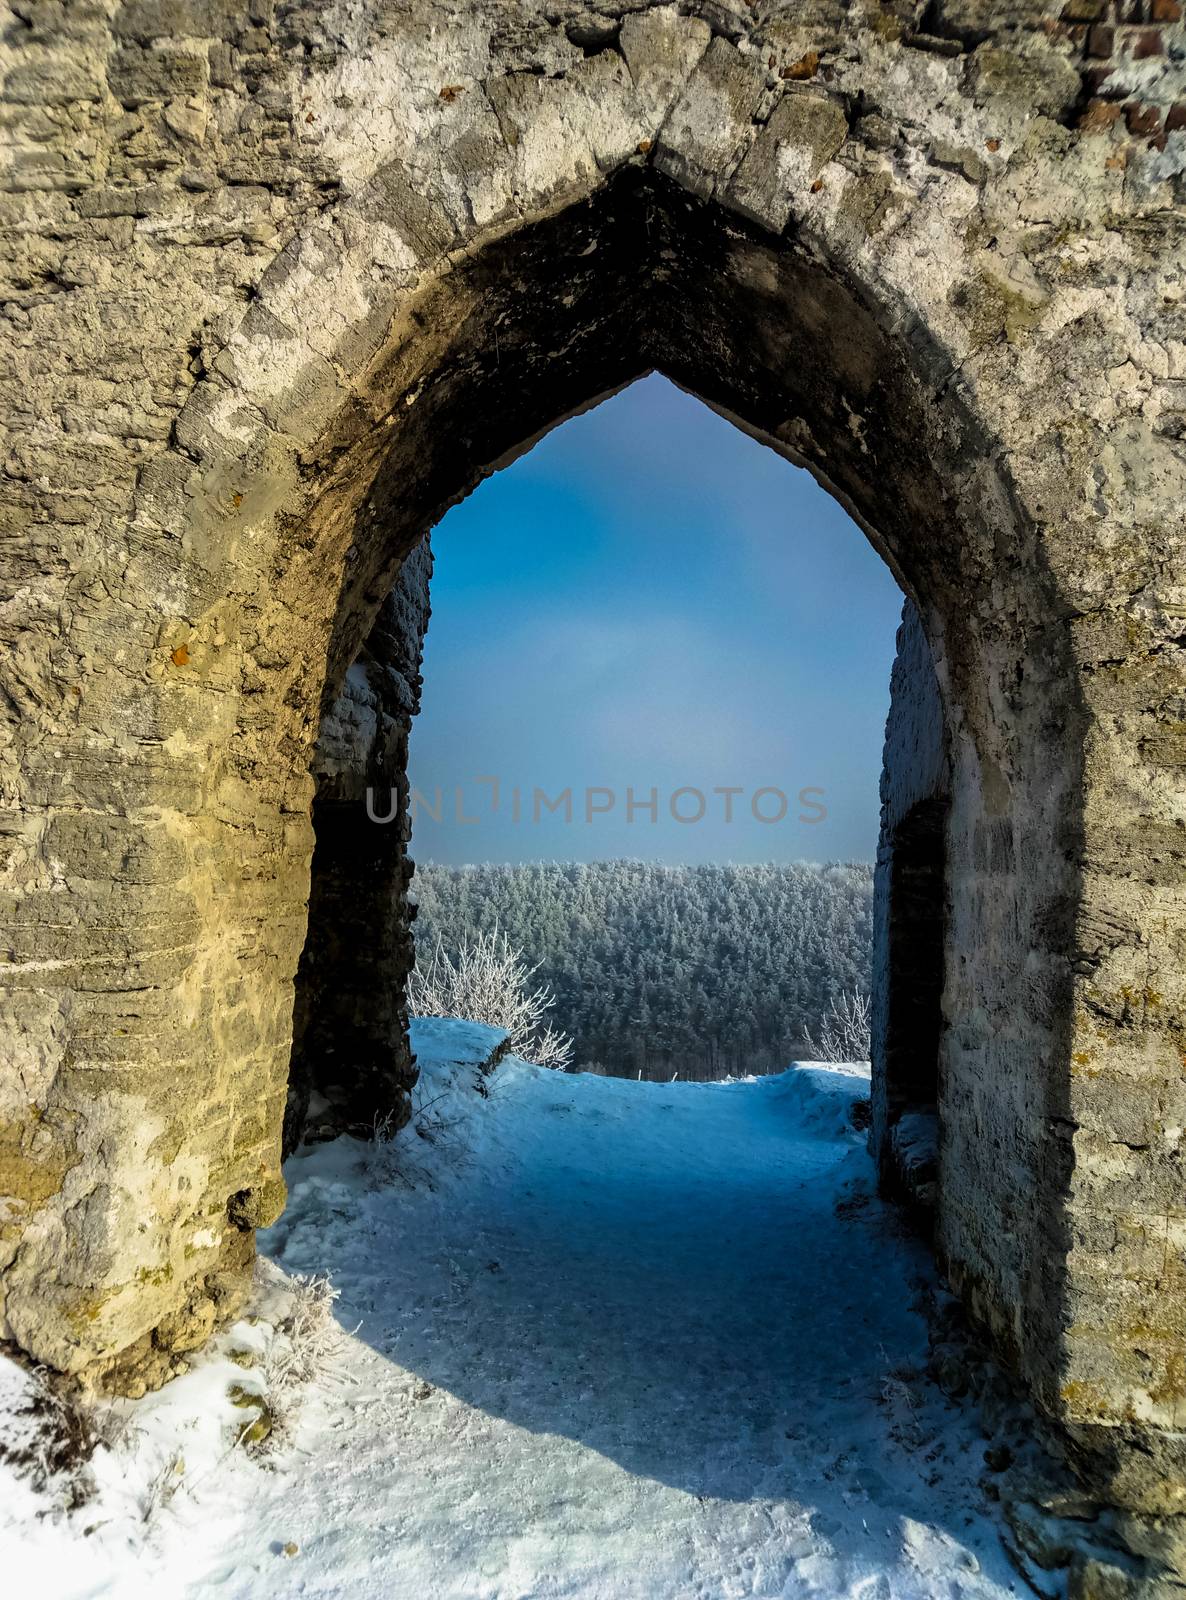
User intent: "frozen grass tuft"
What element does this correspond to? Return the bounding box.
[138,1450,186,1523]
[366,1080,471,1192]
[262,1272,343,1399]
[365,1111,419,1191]
[0,1359,95,1512]
[878,1347,928,1449]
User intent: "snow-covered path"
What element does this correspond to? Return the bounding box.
[4,1027,1028,1600]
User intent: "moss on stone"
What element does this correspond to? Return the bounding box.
[228,1383,274,1445]
[836,169,901,235]
[950,268,1047,347]
[135,1264,174,1288]
[0,1118,74,1211]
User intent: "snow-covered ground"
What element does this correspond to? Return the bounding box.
[3,1021,1031,1599]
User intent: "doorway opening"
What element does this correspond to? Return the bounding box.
[268,381,986,1584]
[404,374,911,1089]
[289,371,935,1126]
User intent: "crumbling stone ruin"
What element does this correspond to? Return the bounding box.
[1,0,1185,1568]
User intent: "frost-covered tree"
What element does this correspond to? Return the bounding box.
[409,930,575,1070]
[806,989,872,1064]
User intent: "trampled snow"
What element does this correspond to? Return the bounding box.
[2,1025,1028,1599]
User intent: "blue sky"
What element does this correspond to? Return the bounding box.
[408,374,904,865]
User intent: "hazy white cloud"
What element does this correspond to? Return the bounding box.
[503,611,772,765]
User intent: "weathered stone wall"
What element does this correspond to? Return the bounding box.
[870,600,949,1205]
[0,0,1183,1515]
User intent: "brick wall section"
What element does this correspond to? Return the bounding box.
[1060,0,1186,149]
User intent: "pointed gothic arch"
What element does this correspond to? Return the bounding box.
[2,5,1183,1517]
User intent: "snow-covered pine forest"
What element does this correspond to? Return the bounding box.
[412,860,873,1080]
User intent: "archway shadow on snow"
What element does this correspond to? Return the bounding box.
[264,1064,1019,1588]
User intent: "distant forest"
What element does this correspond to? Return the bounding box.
[411,861,873,1081]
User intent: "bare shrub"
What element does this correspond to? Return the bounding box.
[409,931,574,1070]
[0,1362,94,1510]
[530,1022,576,1071]
[262,1272,343,1397]
[807,989,872,1063]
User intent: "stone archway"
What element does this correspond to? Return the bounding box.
[2,1,1183,1519]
